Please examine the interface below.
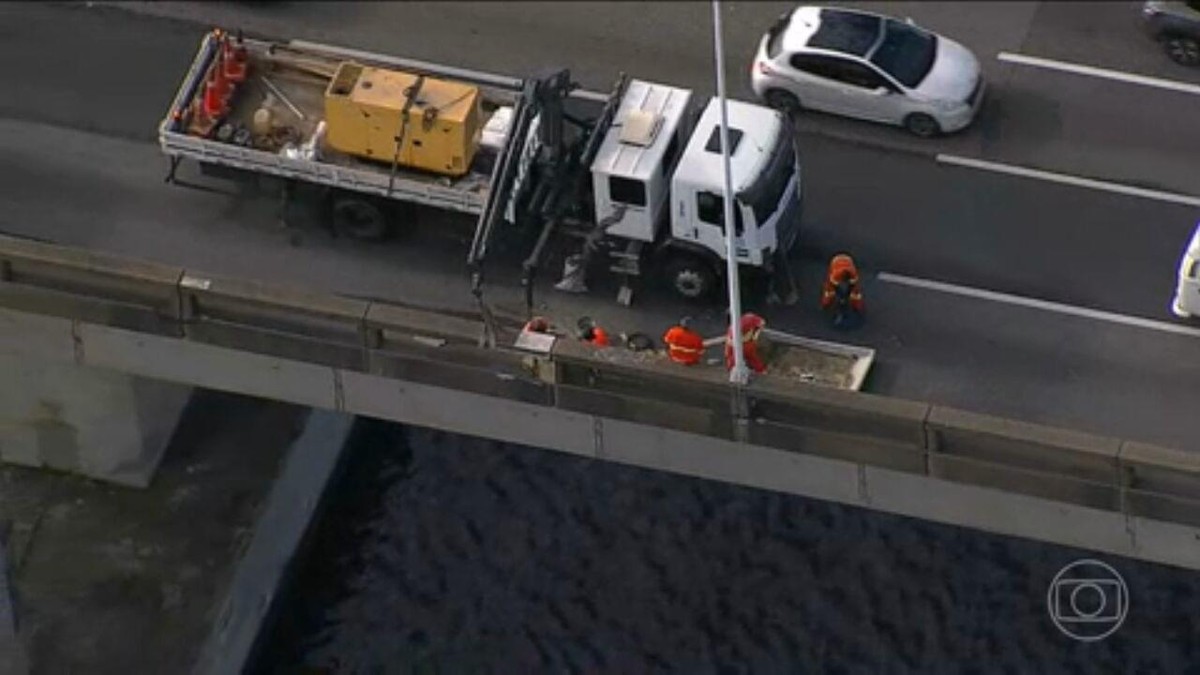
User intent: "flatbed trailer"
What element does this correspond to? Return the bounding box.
[159,31,530,216]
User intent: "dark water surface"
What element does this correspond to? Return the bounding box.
[258,420,1200,674]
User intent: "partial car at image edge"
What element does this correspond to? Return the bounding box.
[1142,0,1200,66]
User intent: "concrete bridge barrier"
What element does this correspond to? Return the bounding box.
[0,234,1198,568]
[0,235,182,337]
[926,406,1124,512]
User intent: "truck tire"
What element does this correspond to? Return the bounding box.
[331,196,393,241]
[664,253,717,301]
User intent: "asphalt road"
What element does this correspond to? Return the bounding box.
[0,2,1197,449]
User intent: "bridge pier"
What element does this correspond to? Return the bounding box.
[0,353,192,488]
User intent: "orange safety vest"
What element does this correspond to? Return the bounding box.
[523,316,550,334]
[724,315,767,373]
[821,254,864,312]
[585,326,611,347]
[663,325,705,365]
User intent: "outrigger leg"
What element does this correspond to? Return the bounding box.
[164,156,182,184]
[768,249,800,306]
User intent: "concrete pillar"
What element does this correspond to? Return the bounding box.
[0,354,192,488]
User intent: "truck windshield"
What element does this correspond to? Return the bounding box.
[738,123,796,225]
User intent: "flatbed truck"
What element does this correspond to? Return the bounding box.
[159,28,875,388]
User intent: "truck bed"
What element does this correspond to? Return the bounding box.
[159,32,528,214]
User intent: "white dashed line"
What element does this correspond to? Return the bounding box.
[998,51,1200,96]
[877,272,1200,339]
[935,154,1200,208]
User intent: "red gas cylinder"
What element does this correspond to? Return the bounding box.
[222,38,248,83]
[202,78,225,120]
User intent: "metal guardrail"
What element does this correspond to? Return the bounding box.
[0,234,1196,528]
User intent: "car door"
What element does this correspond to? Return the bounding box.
[786,53,853,115]
[823,58,907,123]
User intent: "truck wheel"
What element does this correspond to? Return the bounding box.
[331,197,393,241]
[664,254,717,301]
[1165,36,1200,66]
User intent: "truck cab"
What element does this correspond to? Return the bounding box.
[589,79,802,300]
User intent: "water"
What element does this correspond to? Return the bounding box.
[258,419,1200,674]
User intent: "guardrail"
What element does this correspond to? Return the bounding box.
[0,233,1197,529]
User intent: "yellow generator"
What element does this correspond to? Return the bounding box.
[323,61,483,177]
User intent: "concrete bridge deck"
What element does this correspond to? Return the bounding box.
[0,232,1197,575]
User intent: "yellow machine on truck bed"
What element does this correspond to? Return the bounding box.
[324,61,484,177]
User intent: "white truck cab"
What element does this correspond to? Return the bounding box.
[670,98,800,268]
[1172,222,1200,319]
[590,79,802,299]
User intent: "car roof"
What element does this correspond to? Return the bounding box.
[781,5,886,58]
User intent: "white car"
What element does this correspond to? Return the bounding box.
[1172,222,1200,318]
[751,6,985,137]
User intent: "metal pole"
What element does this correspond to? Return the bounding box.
[712,0,750,385]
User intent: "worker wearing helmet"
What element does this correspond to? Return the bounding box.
[577,316,611,347]
[522,316,552,334]
[820,253,865,328]
[663,317,706,365]
[724,312,767,374]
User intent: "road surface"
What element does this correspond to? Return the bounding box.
[0,2,1196,449]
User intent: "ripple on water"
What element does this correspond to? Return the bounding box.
[257,420,1200,673]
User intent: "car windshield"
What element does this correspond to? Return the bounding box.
[868,19,937,88]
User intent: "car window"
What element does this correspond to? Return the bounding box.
[869,19,938,88]
[789,53,844,81]
[810,9,882,57]
[834,61,889,90]
[792,54,888,90]
[766,14,790,59]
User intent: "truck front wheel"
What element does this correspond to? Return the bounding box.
[331,196,393,241]
[664,254,717,301]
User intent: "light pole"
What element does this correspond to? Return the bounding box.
[711,0,750,385]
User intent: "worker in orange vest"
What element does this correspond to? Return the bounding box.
[820,253,865,328]
[663,317,706,365]
[522,316,552,334]
[577,316,611,347]
[724,312,767,374]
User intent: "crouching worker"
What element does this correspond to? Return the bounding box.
[725,312,767,374]
[663,317,706,366]
[577,316,611,347]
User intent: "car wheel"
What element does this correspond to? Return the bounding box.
[903,113,941,138]
[1165,36,1200,66]
[764,89,802,114]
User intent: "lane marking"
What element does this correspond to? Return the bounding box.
[998,51,1200,96]
[935,154,1200,208]
[877,272,1200,339]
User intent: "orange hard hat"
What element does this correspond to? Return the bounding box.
[740,313,766,333]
